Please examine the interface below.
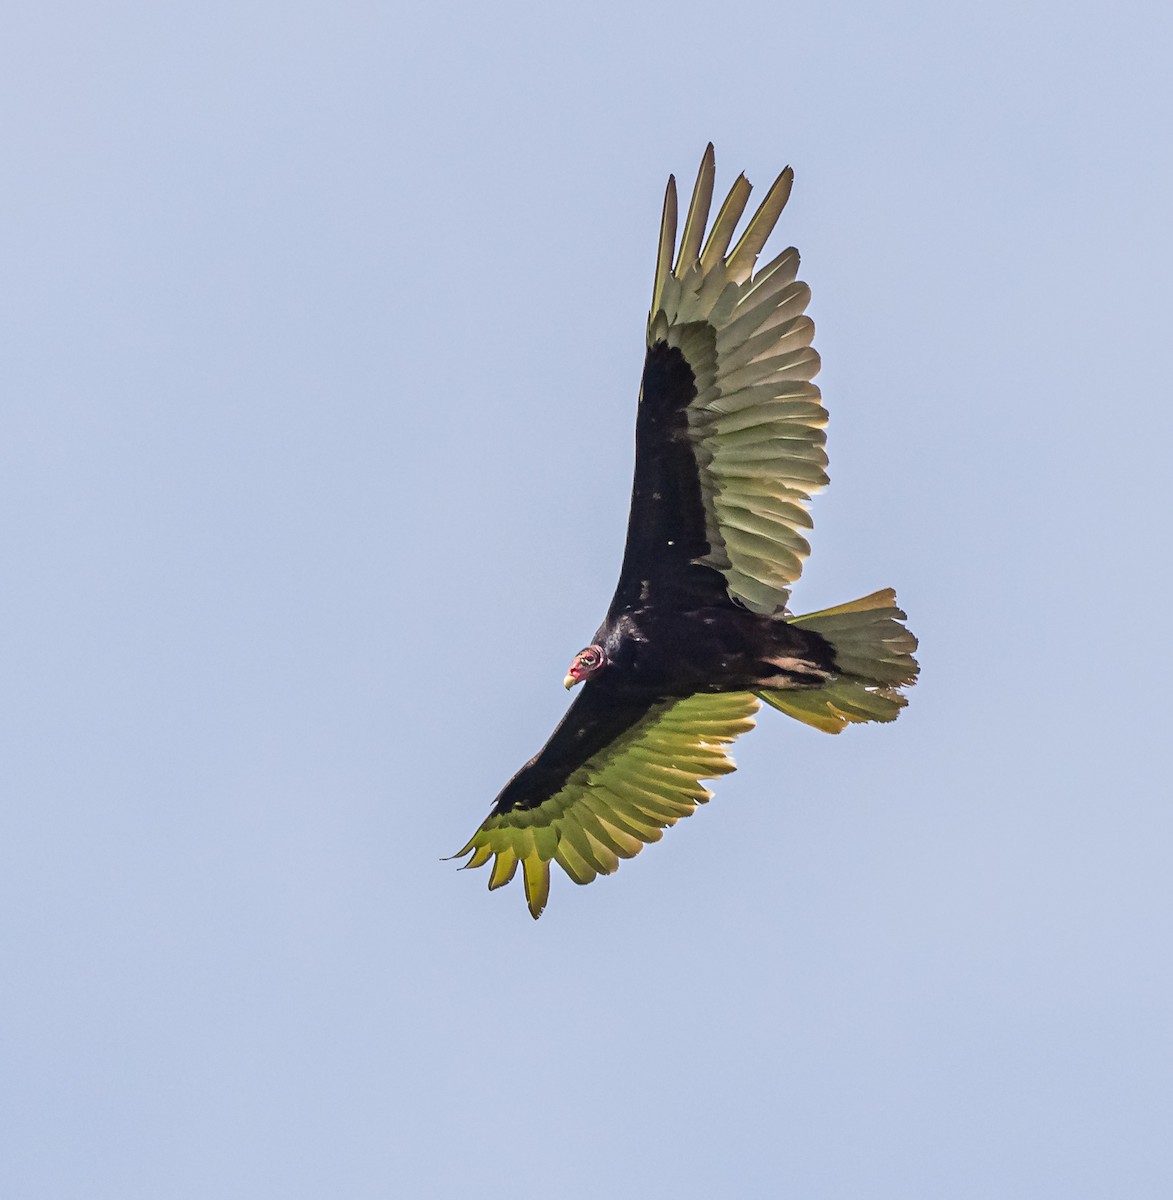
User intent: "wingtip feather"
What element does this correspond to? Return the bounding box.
[726,166,794,281]
[650,174,678,318]
[699,173,753,273]
[676,143,716,272]
[523,853,550,919]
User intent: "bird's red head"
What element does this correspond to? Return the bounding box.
[564,644,606,689]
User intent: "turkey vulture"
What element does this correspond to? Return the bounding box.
[453,146,918,918]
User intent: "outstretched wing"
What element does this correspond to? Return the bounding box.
[610,145,827,617]
[452,690,759,918]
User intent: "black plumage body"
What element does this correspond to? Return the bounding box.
[594,603,834,695]
[492,603,834,817]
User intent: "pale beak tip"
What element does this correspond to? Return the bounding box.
[563,674,576,690]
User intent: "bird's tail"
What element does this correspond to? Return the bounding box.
[756,589,919,733]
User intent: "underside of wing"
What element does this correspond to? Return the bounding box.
[646,145,828,615]
[452,691,760,918]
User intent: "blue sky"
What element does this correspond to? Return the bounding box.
[3,2,1171,1196]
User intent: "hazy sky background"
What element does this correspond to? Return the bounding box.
[3,2,1171,1197]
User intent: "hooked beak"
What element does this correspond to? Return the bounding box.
[563,672,579,690]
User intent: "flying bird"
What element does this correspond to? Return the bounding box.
[453,146,918,918]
